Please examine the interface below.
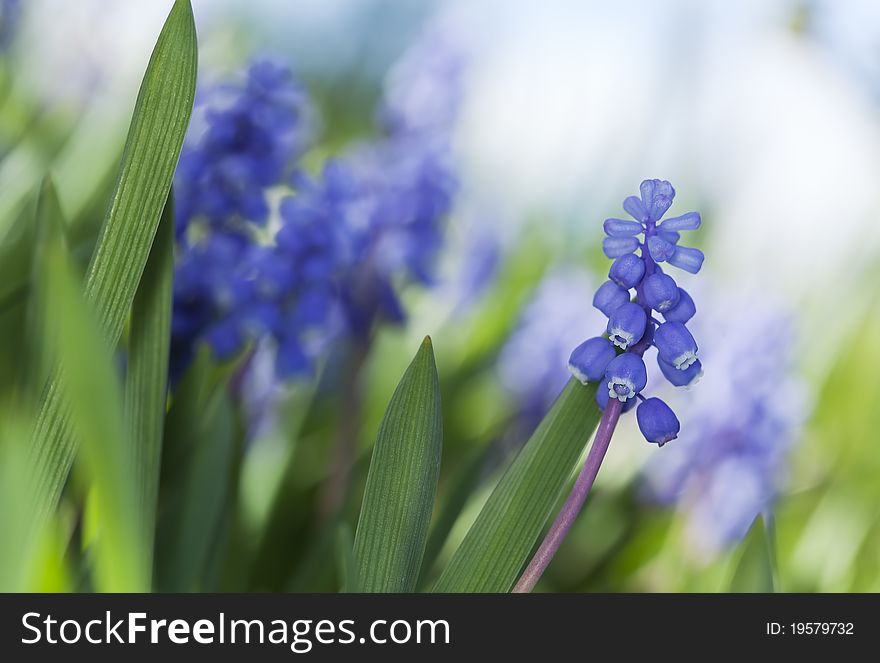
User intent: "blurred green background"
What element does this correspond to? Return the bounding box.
[1,0,879,593]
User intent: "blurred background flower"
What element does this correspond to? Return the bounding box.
[2,0,879,592]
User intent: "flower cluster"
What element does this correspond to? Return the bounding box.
[171,46,458,380]
[568,180,704,445]
[640,293,806,556]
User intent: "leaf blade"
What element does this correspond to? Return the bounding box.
[125,192,174,578]
[353,337,443,593]
[27,0,197,522]
[433,378,601,593]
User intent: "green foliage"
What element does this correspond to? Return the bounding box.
[729,516,778,592]
[27,0,197,524]
[434,379,601,593]
[353,337,443,592]
[125,194,174,575]
[43,242,148,591]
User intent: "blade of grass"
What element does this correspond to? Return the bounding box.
[353,336,443,593]
[27,0,197,522]
[44,244,148,592]
[125,192,174,579]
[433,379,601,593]
[729,515,778,592]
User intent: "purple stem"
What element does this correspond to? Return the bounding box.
[512,396,624,593]
[512,216,659,593]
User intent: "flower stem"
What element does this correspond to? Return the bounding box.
[512,396,624,593]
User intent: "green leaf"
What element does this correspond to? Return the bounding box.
[43,243,148,592]
[125,192,174,577]
[27,0,197,521]
[155,380,238,592]
[729,515,778,592]
[353,336,443,593]
[335,523,359,593]
[418,445,491,588]
[433,378,600,593]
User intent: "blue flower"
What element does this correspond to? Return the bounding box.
[171,37,461,382]
[568,336,617,384]
[604,353,648,402]
[607,302,647,350]
[175,59,314,233]
[567,179,704,446]
[609,253,646,289]
[636,397,680,446]
[593,280,631,317]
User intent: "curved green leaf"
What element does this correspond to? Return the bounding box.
[353,337,443,593]
[27,0,197,522]
[433,379,600,593]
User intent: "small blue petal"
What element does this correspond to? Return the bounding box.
[602,236,640,258]
[609,253,646,289]
[660,211,701,232]
[603,218,643,237]
[647,236,676,262]
[623,196,647,222]
[568,336,617,384]
[658,355,703,387]
[662,287,696,323]
[637,397,680,446]
[607,302,647,350]
[667,246,705,274]
[604,352,648,402]
[592,280,631,317]
[642,272,680,312]
[596,385,637,413]
[654,321,699,370]
[658,230,680,244]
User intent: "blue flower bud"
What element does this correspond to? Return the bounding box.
[647,236,676,262]
[659,211,701,232]
[596,384,637,412]
[662,287,696,323]
[602,236,640,258]
[658,355,703,387]
[607,302,647,350]
[642,273,680,312]
[623,195,647,222]
[654,321,699,370]
[593,280,630,317]
[658,230,680,244]
[667,245,704,274]
[568,336,617,384]
[604,352,648,402]
[603,218,643,237]
[640,179,675,220]
[636,397,680,446]
[609,253,646,289]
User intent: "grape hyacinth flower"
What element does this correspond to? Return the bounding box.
[514,180,704,592]
[171,42,459,382]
